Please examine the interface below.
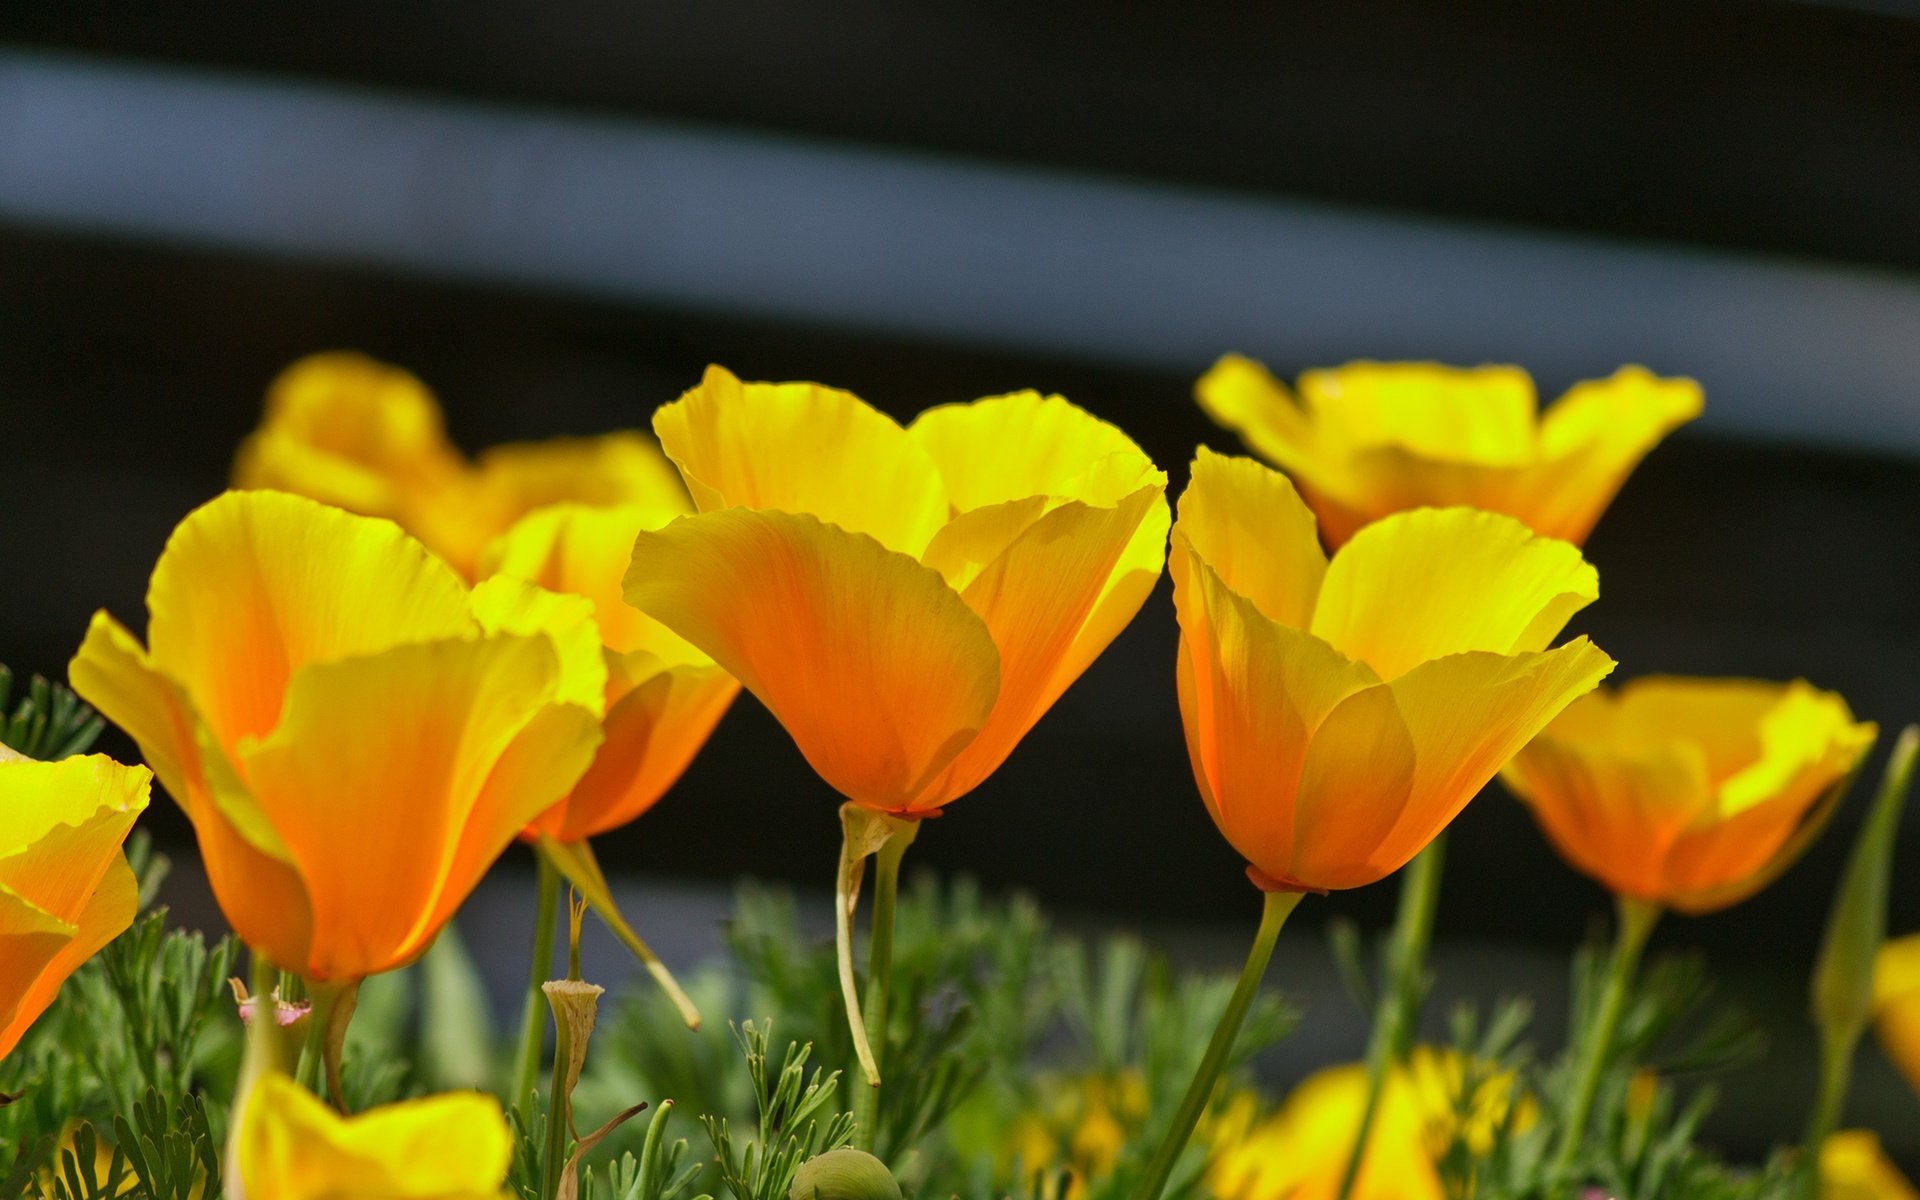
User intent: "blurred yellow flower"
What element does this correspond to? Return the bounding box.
[70,490,602,983]
[1822,1130,1920,1200]
[1208,1062,1441,1200]
[0,749,148,1059]
[1873,933,1920,1100]
[234,1071,510,1200]
[1171,448,1613,892]
[1196,356,1700,547]
[1503,677,1874,912]
[234,351,685,577]
[1002,1071,1149,1198]
[625,365,1169,815]
[481,503,739,842]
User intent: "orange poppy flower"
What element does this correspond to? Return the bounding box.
[1502,677,1874,912]
[69,490,603,983]
[1873,933,1920,1102]
[625,365,1170,816]
[1196,356,1701,546]
[234,351,686,576]
[0,749,148,1058]
[1172,448,1614,892]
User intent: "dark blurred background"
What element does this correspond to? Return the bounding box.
[4,0,1919,1166]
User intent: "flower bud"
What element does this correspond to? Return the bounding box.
[788,1148,903,1200]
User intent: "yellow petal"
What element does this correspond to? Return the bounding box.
[1528,367,1703,544]
[0,753,148,868]
[481,501,711,668]
[1385,643,1615,866]
[1176,449,1326,628]
[237,635,600,979]
[909,391,1156,510]
[1821,1130,1920,1200]
[653,364,949,556]
[626,509,999,812]
[145,490,475,751]
[232,352,465,521]
[1172,543,1384,886]
[911,485,1165,808]
[0,853,137,1059]
[469,575,608,717]
[1299,361,1538,467]
[1194,355,1328,488]
[239,1071,512,1199]
[539,657,740,841]
[70,612,319,971]
[1875,934,1920,1102]
[1310,507,1598,680]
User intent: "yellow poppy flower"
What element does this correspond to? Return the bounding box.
[69,490,602,983]
[1502,677,1874,913]
[233,351,685,577]
[1207,1062,1441,1200]
[625,364,1169,815]
[233,1071,510,1200]
[0,750,148,1059]
[480,503,739,842]
[1822,1130,1920,1200]
[1172,448,1613,893]
[1196,356,1701,546]
[1874,933,1920,1101]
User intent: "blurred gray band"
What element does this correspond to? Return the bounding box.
[3,48,1917,452]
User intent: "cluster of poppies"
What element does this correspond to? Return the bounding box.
[0,348,1907,1196]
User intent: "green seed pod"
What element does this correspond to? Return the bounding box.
[788,1148,903,1200]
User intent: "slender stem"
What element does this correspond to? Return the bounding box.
[1802,1023,1855,1190]
[1333,834,1447,1200]
[852,828,915,1153]
[512,854,562,1108]
[1552,894,1662,1177]
[304,979,361,1111]
[1130,888,1305,1200]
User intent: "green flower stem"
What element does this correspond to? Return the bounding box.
[1333,833,1447,1200]
[852,823,918,1153]
[1130,887,1305,1200]
[307,979,360,1110]
[512,854,562,1108]
[1552,894,1662,1177]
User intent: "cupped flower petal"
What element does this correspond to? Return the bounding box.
[483,503,741,841]
[627,508,1001,812]
[1874,934,1920,1102]
[72,490,602,982]
[1173,454,1610,893]
[236,1071,512,1200]
[654,364,950,556]
[237,635,600,979]
[1197,355,1699,546]
[1502,676,1875,912]
[1309,507,1598,680]
[233,352,466,522]
[1820,1130,1920,1200]
[0,753,148,1058]
[1207,1061,1442,1200]
[635,371,1167,817]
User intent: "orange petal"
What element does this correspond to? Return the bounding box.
[910,485,1166,809]
[652,365,949,556]
[237,636,600,979]
[1311,642,1615,888]
[1310,507,1598,680]
[144,490,475,751]
[1172,544,1382,885]
[540,656,739,841]
[626,509,1000,812]
[0,853,137,1059]
[70,610,317,971]
[1176,449,1326,627]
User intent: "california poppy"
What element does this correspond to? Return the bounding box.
[1196,356,1700,547]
